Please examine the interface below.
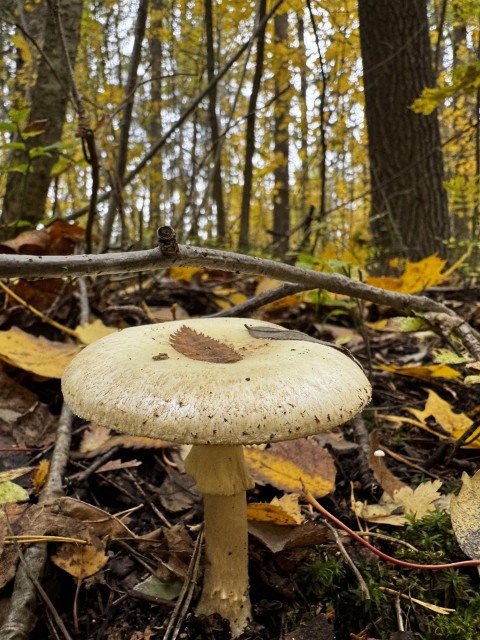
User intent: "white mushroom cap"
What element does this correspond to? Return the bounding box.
[62,317,371,445]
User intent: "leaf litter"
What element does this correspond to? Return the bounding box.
[1,257,480,639]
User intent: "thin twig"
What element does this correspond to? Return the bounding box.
[163,528,204,640]
[323,520,370,600]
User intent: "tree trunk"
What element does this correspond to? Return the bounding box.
[1,0,83,235]
[148,0,165,243]
[238,0,267,253]
[272,11,290,258]
[358,0,450,265]
[100,0,150,252]
[204,0,226,245]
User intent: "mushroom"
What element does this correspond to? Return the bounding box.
[62,317,371,637]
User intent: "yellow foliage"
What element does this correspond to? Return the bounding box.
[408,389,479,448]
[378,363,461,381]
[0,327,81,379]
[366,252,469,294]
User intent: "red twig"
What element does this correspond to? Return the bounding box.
[302,489,480,571]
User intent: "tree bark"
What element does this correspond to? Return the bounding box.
[272,11,290,258]
[100,0,150,252]
[204,0,226,244]
[358,0,450,265]
[238,0,267,253]
[1,0,83,236]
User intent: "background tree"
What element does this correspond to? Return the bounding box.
[358,0,451,264]
[1,0,83,237]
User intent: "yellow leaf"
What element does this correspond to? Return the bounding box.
[378,363,461,381]
[11,34,32,65]
[51,536,108,579]
[408,389,478,447]
[169,267,202,282]
[32,460,49,492]
[247,494,304,526]
[0,327,81,378]
[366,252,469,294]
[245,440,336,498]
[254,277,300,311]
[353,480,443,526]
[212,288,247,310]
[75,320,118,345]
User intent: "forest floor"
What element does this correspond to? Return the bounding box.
[0,260,479,640]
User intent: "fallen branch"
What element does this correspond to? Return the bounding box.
[1,239,478,357]
[0,404,74,640]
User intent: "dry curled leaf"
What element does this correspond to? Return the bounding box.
[450,471,480,560]
[169,325,243,363]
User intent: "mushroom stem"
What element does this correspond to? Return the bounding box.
[185,444,254,637]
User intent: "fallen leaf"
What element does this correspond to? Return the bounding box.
[0,327,81,378]
[75,319,118,345]
[245,439,336,498]
[368,430,407,495]
[450,471,480,560]
[0,468,32,483]
[366,252,468,294]
[32,460,49,491]
[0,229,50,255]
[10,279,67,311]
[169,325,243,363]
[0,481,29,505]
[254,277,300,311]
[46,220,85,255]
[248,519,330,554]
[51,535,108,578]
[133,574,182,600]
[212,287,247,310]
[408,389,478,447]
[169,267,202,282]
[366,317,427,332]
[378,363,461,381]
[247,494,305,526]
[353,480,444,526]
[74,423,173,458]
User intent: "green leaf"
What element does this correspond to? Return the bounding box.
[0,142,25,151]
[0,123,17,133]
[133,574,182,600]
[0,481,29,504]
[8,107,30,124]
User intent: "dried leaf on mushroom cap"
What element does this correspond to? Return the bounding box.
[62,317,371,445]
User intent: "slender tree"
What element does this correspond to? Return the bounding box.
[238,0,267,253]
[272,10,290,258]
[358,0,451,264]
[100,0,150,252]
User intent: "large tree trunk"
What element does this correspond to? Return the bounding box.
[272,11,290,258]
[358,0,450,264]
[1,0,83,236]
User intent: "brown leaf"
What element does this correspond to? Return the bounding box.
[10,279,67,311]
[46,220,85,255]
[0,229,50,255]
[23,119,49,135]
[169,325,243,363]
[368,430,407,495]
[245,439,336,498]
[248,520,330,554]
[51,534,108,579]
